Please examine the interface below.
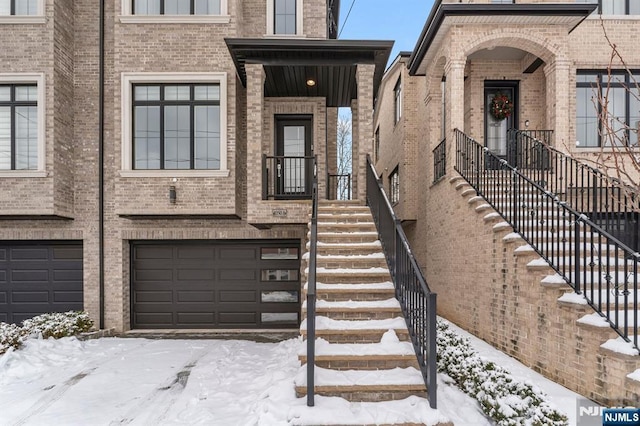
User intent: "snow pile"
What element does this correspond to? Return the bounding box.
[0,311,93,355]
[436,319,568,426]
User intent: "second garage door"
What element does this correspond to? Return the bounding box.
[131,240,301,329]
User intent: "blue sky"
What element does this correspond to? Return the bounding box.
[338,0,435,62]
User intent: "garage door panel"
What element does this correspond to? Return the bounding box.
[135,312,173,326]
[176,312,215,325]
[219,247,256,261]
[12,291,50,303]
[219,269,256,281]
[53,269,83,281]
[176,247,215,260]
[135,290,173,303]
[135,247,173,260]
[219,290,256,303]
[177,269,215,281]
[135,269,174,281]
[52,247,83,260]
[0,271,6,282]
[53,291,83,303]
[0,249,6,261]
[11,248,49,261]
[0,291,6,304]
[11,270,49,282]
[177,290,215,303]
[218,312,257,325]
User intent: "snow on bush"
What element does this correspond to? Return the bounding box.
[0,311,93,355]
[0,323,22,355]
[436,319,568,426]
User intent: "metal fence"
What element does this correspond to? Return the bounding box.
[263,155,315,200]
[328,173,352,200]
[305,157,318,407]
[366,155,438,409]
[433,138,446,183]
[455,128,639,352]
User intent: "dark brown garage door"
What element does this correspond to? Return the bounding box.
[131,240,301,329]
[0,242,83,324]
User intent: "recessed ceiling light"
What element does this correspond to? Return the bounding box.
[306,79,316,87]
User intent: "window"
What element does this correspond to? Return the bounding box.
[575,70,640,148]
[121,73,228,176]
[0,74,44,174]
[389,167,399,204]
[374,127,380,163]
[394,78,402,124]
[267,0,303,36]
[576,0,640,15]
[0,0,39,15]
[441,77,447,140]
[132,0,220,14]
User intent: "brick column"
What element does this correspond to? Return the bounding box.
[445,58,466,170]
[545,58,571,152]
[354,64,375,202]
[245,64,265,222]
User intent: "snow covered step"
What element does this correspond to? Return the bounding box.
[315,213,375,224]
[312,266,392,284]
[298,332,418,370]
[300,316,409,343]
[578,311,639,335]
[312,253,388,269]
[528,256,634,271]
[316,231,380,244]
[558,289,640,310]
[302,298,402,320]
[295,366,427,402]
[308,240,383,256]
[305,281,396,302]
[317,222,377,233]
[514,242,620,256]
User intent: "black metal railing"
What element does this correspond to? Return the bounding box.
[455,129,639,352]
[306,157,318,407]
[509,129,640,251]
[328,173,352,200]
[366,155,438,409]
[263,155,315,200]
[433,138,447,183]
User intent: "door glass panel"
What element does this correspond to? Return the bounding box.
[261,312,298,323]
[261,291,298,303]
[283,125,305,193]
[261,269,299,281]
[261,247,299,260]
[486,92,508,156]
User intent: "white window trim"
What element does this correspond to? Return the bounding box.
[119,0,230,24]
[0,73,46,177]
[266,0,304,37]
[0,0,45,23]
[120,72,229,177]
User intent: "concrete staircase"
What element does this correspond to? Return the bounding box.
[296,201,428,404]
[451,174,640,405]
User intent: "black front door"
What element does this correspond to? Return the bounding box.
[275,116,313,198]
[484,82,518,168]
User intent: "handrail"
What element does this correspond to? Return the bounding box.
[366,154,438,409]
[509,129,640,251]
[306,157,318,407]
[433,138,446,183]
[328,173,352,200]
[455,129,639,352]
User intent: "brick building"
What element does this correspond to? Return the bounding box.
[0,0,392,333]
[374,0,640,405]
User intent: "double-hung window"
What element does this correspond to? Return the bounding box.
[132,83,221,170]
[267,0,302,36]
[576,70,640,148]
[0,0,39,15]
[576,0,640,15]
[0,84,38,170]
[133,0,221,15]
[394,78,402,124]
[389,167,399,204]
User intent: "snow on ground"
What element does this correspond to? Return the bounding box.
[0,325,592,426]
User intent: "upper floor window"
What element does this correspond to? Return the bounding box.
[133,0,221,15]
[267,0,303,36]
[394,78,402,124]
[0,0,38,15]
[576,70,640,148]
[576,0,640,15]
[374,127,380,163]
[121,73,228,176]
[0,84,40,170]
[389,167,399,204]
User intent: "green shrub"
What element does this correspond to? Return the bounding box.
[0,322,23,355]
[21,311,94,339]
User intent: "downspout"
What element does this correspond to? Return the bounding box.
[98,0,105,329]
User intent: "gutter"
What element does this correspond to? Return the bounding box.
[99,0,105,329]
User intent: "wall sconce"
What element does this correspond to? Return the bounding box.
[524,119,530,128]
[169,186,177,204]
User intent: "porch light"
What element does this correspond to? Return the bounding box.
[306,78,316,87]
[169,186,177,204]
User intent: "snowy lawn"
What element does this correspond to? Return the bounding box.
[0,326,588,425]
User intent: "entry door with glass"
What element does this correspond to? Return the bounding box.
[275,116,313,198]
[484,82,518,168]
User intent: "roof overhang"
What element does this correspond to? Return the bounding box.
[409,3,598,76]
[225,38,393,107]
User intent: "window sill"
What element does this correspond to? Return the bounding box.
[0,16,46,24]
[0,170,47,178]
[263,34,307,38]
[119,169,230,178]
[118,15,231,24]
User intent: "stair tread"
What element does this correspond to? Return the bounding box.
[303,298,401,310]
[299,334,415,357]
[304,253,386,260]
[601,336,640,356]
[313,267,391,274]
[301,316,408,331]
[295,366,426,387]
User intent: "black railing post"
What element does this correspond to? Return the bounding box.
[574,218,581,295]
[512,169,519,233]
[427,292,437,409]
[306,157,318,407]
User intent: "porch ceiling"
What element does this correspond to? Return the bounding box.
[408,3,598,76]
[225,38,393,107]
